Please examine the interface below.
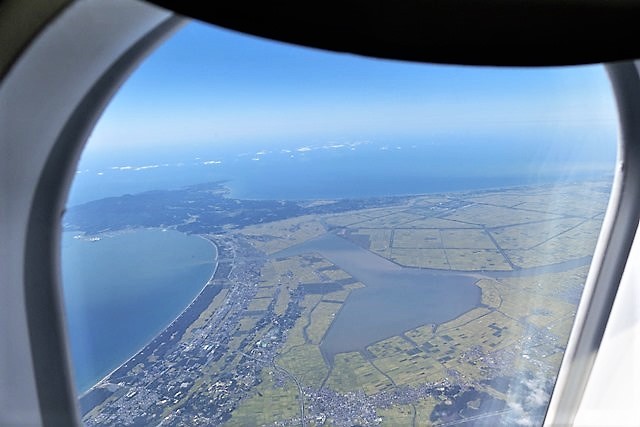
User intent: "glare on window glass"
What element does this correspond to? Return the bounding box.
[61,20,618,427]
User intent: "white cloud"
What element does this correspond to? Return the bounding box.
[134,165,160,171]
[526,387,548,407]
[523,378,550,407]
[203,160,222,165]
[110,164,161,171]
[507,401,533,426]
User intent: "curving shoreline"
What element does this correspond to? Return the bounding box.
[78,231,219,400]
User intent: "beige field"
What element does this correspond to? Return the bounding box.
[280,314,307,352]
[404,324,436,345]
[444,204,562,228]
[392,229,442,249]
[377,404,415,425]
[355,212,425,228]
[319,267,352,281]
[474,279,502,308]
[435,307,493,336]
[277,344,328,388]
[414,397,440,426]
[323,211,377,227]
[464,192,543,208]
[515,182,610,217]
[441,229,496,249]
[322,288,352,302]
[390,248,450,269]
[325,351,393,394]
[400,217,480,229]
[229,372,299,426]
[321,282,364,303]
[353,228,393,252]
[505,221,602,268]
[549,315,577,339]
[368,336,417,359]
[444,249,511,271]
[370,352,444,386]
[495,287,576,326]
[238,316,260,332]
[490,217,585,250]
[274,288,291,316]
[254,286,276,298]
[240,215,326,254]
[247,297,272,312]
[306,301,341,344]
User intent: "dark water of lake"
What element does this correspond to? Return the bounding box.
[274,233,481,362]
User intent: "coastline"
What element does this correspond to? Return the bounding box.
[74,177,610,398]
[78,231,219,398]
[225,173,614,202]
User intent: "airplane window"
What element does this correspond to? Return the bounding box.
[61,21,618,426]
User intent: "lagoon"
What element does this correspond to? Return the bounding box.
[275,233,481,362]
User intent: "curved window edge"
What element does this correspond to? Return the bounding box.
[544,60,640,426]
[0,1,182,425]
[2,1,639,425]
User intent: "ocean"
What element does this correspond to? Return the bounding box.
[60,229,216,393]
[68,133,617,205]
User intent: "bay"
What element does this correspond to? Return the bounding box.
[60,229,216,393]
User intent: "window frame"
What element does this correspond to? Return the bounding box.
[0,1,638,426]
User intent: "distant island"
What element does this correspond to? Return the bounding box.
[69,179,611,426]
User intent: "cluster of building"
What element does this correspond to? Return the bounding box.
[82,234,306,426]
[81,228,563,426]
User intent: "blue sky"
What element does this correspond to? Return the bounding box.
[85,20,618,154]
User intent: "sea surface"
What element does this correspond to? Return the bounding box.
[61,229,216,393]
[68,135,617,205]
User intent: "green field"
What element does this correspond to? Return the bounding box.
[230,180,609,425]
